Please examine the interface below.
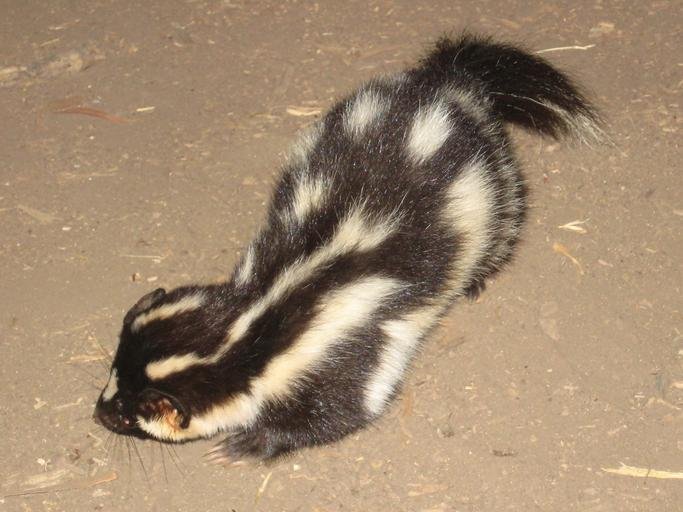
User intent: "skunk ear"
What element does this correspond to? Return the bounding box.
[139,388,191,429]
[123,288,166,325]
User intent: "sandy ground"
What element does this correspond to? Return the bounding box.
[1,1,681,511]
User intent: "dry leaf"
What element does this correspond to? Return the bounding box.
[552,242,584,275]
[557,219,589,234]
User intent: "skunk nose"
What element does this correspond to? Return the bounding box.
[94,400,136,434]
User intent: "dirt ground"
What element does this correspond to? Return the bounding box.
[1,1,681,511]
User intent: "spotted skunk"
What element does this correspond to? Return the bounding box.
[95,34,602,461]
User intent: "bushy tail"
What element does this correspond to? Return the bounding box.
[420,33,604,144]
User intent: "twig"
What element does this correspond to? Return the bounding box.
[120,253,167,260]
[286,106,322,117]
[255,471,273,504]
[2,471,117,499]
[602,463,683,480]
[54,106,128,124]
[536,44,596,54]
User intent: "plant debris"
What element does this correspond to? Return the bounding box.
[536,44,596,54]
[53,105,128,124]
[2,469,118,499]
[602,463,683,480]
[286,106,322,117]
[492,449,517,457]
[558,219,589,234]
[552,242,585,275]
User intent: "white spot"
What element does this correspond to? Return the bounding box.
[234,245,255,287]
[331,205,399,254]
[443,158,495,294]
[344,89,389,139]
[407,100,452,164]
[365,305,443,415]
[444,87,489,125]
[291,176,326,222]
[101,368,118,401]
[139,275,404,441]
[131,292,206,332]
[287,122,323,166]
[146,353,205,381]
[220,205,400,357]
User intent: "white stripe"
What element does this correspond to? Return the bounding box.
[407,100,452,164]
[364,305,443,415]
[146,353,206,381]
[291,176,326,222]
[137,392,261,442]
[136,207,401,383]
[443,158,495,294]
[221,205,400,357]
[344,89,389,139]
[138,276,403,441]
[252,275,401,402]
[234,245,255,287]
[101,368,118,401]
[131,292,206,332]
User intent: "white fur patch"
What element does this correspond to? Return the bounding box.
[131,292,206,332]
[145,353,205,381]
[137,415,175,440]
[139,276,403,442]
[137,390,262,442]
[344,89,389,139]
[234,245,255,287]
[443,158,495,293]
[101,368,118,401]
[407,100,452,164]
[539,100,605,145]
[291,176,326,222]
[288,122,323,166]
[220,205,400,356]
[445,87,489,125]
[364,305,443,415]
